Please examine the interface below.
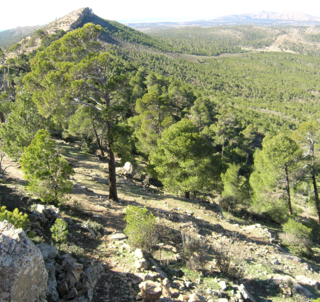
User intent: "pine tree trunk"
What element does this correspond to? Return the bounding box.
[285,165,292,215]
[0,112,5,123]
[106,121,118,201]
[185,191,190,199]
[92,124,104,157]
[311,147,320,224]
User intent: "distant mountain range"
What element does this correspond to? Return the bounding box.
[126,11,320,31]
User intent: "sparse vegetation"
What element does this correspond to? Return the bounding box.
[0,206,29,229]
[124,205,157,250]
[181,229,208,271]
[19,130,74,204]
[50,218,68,243]
[280,218,313,257]
[2,8,320,302]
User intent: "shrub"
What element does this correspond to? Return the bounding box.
[0,206,29,229]
[124,205,157,251]
[211,242,244,280]
[181,229,208,271]
[280,218,313,258]
[19,129,74,204]
[50,218,68,243]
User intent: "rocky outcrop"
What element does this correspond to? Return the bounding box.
[0,220,48,302]
[139,280,162,301]
[117,162,134,178]
[38,244,104,302]
[44,8,94,35]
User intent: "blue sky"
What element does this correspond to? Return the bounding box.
[1,0,320,30]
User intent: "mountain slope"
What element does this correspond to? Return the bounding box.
[3,8,172,53]
[0,25,41,49]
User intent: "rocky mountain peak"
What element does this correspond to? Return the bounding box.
[44,7,94,35]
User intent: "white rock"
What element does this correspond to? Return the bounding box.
[296,275,320,289]
[0,220,48,301]
[135,248,145,259]
[219,280,227,291]
[135,259,148,271]
[139,281,162,301]
[188,292,206,301]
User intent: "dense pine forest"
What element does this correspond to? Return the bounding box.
[2,8,320,302]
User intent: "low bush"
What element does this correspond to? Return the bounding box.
[181,229,208,271]
[0,206,29,229]
[280,218,313,258]
[211,242,245,280]
[50,218,68,243]
[124,205,157,251]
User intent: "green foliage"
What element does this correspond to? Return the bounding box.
[124,205,157,250]
[86,220,104,236]
[35,29,47,39]
[19,129,74,204]
[0,93,47,160]
[221,164,249,208]
[50,218,68,243]
[150,119,215,196]
[250,133,302,218]
[0,206,29,229]
[280,218,313,258]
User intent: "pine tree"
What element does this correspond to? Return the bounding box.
[250,133,302,216]
[19,130,74,204]
[150,118,214,198]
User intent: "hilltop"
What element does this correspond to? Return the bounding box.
[0,7,171,52]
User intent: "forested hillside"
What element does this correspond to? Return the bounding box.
[2,8,320,302]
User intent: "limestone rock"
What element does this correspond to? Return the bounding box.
[109,232,128,241]
[139,280,162,301]
[37,243,59,262]
[117,161,134,177]
[219,280,227,291]
[31,204,60,224]
[161,278,172,298]
[83,260,104,301]
[135,259,148,271]
[45,261,59,302]
[293,283,313,298]
[135,248,149,259]
[237,284,256,302]
[188,293,206,301]
[0,220,48,302]
[296,275,320,289]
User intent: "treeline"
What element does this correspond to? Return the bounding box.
[149,26,280,56]
[1,24,320,239]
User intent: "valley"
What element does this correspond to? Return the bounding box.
[1,7,320,302]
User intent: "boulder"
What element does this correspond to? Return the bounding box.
[135,259,148,271]
[117,162,134,178]
[37,243,59,262]
[218,280,227,291]
[135,248,149,259]
[296,275,320,289]
[188,293,206,301]
[236,284,256,302]
[45,261,59,302]
[161,278,172,298]
[293,283,313,298]
[30,204,60,224]
[83,261,104,301]
[139,280,162,301]
[0,220,48,302]
[109,232,128,241]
